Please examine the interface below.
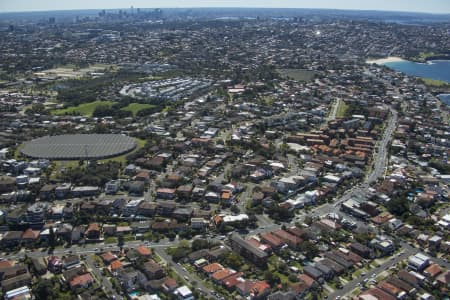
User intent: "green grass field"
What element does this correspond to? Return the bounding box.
[277,69,316,81]
[336,100,349,118]
[420,78,450,87]
[120,103,155,116]
[51,100,115,117]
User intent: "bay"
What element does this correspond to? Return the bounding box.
[384,60,450,83]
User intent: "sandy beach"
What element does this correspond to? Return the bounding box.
[366,56,406,64]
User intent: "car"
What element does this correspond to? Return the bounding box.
[184,276,189,281]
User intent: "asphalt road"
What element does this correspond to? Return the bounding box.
[328,247,418,299]
[155,247,220,300]
[85,254,120,299]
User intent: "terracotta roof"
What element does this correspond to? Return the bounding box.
[378,281,402,296]
[437,270,450,285]
[163,277,178,289]
[202,263,223,274]
[250,280,271,297]
[22,228,40,240]
[211,268,236,281]
[0,260,14,268]
[86,223,100,232]
[137,245,152,256]
[424,263,442,278]
[100,252,117,264]
[110,260,123,271]
[359,287,396,300]
[299,274,315,287]
[222,272,244,288]
[272,229,302,245]
[260,232,284,247]
[237,280,256,295]
[69,273,93,288]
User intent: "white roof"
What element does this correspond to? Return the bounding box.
[176,286,192,297]
[223,214,249,223]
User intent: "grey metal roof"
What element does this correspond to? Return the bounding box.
[21,134,136,160]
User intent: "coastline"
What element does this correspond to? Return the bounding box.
[366,56,406,65]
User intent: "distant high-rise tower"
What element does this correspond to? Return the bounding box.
[131,6,134,14]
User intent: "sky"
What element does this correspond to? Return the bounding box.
[1,0,450,14]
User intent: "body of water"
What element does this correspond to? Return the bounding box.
[384,60,450,83]
[438,94,450,107]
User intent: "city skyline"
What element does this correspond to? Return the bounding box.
[1,0,450,14]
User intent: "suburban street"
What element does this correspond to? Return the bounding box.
[154,248,220,300]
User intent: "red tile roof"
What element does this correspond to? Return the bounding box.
[70,273,93,288]
[202,263,223,274]
[137,245,152,256]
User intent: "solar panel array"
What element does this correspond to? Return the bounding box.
[21,134,137,160]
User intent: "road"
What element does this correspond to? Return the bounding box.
[85,254,120,299]
[367,107,398,184]
[328,245,417,299]
[328,98,341,121]
[155,248,219,300]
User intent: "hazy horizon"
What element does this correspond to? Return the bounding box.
[1,0,450,14]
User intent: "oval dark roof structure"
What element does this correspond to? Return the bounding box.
[21,134,137,160]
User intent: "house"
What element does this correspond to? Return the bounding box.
[211,268,236,283]
[123,199,144,217]
[55,184,71,199]
[110,260,123,274]
[0,176,15,194]
[101,252,118,265]
[69,273,94,291]
[236,280,270,299]
[303,266,324,281]
[370,235,395,256]
[118,268,146,292]
[1,231,23,248]
[85,223,101,240]
[267,291,297,300]
[423,264,442,279]
[63,256,80,270]
[174,285,194,300]
[249,280,271,299]
[357,287,396,300]
[39,184,56,200]
[1,272,32,293]
[156,188,176,200]
[138,201,157,217]
[162,277,178,293]
[350,242,373,259]
[105,180,121,194]
[137,245,152,258]
[71,226,85,244]
[21,229,40,245]
[71,186,99,197]
[31,257,47,275]
[47,256,63,273]
[378,281,407,299]
[143,260,164,280]
[436,270,450,289]
[128,181,145,196]
[172,207,193,221]
[202,263,223,275]
[190,217,209,230]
